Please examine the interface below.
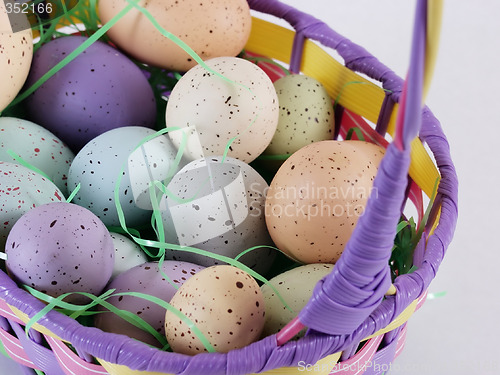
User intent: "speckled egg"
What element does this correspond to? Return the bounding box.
[261,263,333,337]
[23,35,156,152]
[95,261,204,347]
[166,57,279,163]
[265,140,385,264]
[264,75,334,156]
[5,202,114,304]
[109,233,148,279]
[160,156,276,275]
[165,265,265,354]
[98,0,252,72]
[0,6,33,113]
[0,162,64,252]
[68,126,182,228]
[0,117,75,195]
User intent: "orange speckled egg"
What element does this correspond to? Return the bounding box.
[98,0,252,71]
[265,140,385,264]
[0,6,33,112]
[165,265,265,355]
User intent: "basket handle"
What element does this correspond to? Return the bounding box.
[249,0,435,338]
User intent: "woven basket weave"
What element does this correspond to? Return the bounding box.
[0,0,458,374]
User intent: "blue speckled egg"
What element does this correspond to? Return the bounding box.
[0,117,74,195]
[23,35,156,152]
[0,161,64,252]
[68,126,182,228]
[5,202,114,304]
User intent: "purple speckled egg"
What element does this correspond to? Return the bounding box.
[94,260,204,347]
[5,202,114,304]
[24,35,156,152]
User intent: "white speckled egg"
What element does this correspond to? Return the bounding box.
[265,140,385,264]
[166,57,279,163]
[98,0,252,71]
[265,74,334,156]
[68,126,182,228]
[0,117,75,195]
[261,263,334,337]
[95,261,204,347]
[160,156,276,275]
[5,202,114,304]
[0,161,64,252]
[165,265,265,354]
[0,6,33,112]
[109,233,148,279]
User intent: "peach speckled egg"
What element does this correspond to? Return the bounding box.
[0,6,33,113]
[265,140,385,264]
[166,57,279,163]
[98,0,252,72]
[165,265,265,355]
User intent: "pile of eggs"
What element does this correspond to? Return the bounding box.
[0,0,386,355]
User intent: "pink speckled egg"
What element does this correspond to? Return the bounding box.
[95,261,204,347]
[165,265,265,355]
[0,117,74,195]
[5,202,114,304]
[0,161,64,252]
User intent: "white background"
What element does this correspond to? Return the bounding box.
[271,1,500,374]
[1,1,499,374]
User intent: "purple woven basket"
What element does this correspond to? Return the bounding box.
[0,0,458,374]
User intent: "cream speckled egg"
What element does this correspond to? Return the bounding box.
[98,0,252,72]
[265,75,334,156]
[0,117,74,195]
[0,162,64,252]
[261,263,333,337]
[165,265,265,355]
[265,140,385,264]
[0,6,33,112]
[166,57,279,163]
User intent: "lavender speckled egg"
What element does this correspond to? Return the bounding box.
[0,117,75,195]
[68,126,182,228]
[23,35,156,152]
[109,232,148,279]
[165,265,265,355]
[166,57,279,163]
[94,261,204,347]
[0,161,64,253]
[5,202,114,304]
[160,156,276,275]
